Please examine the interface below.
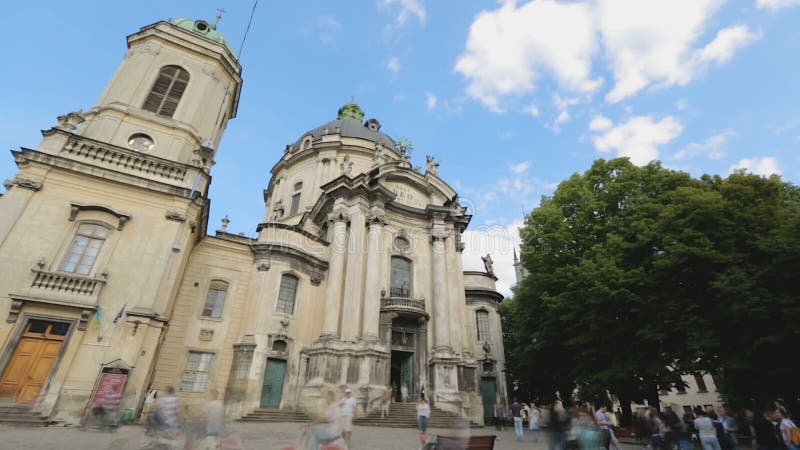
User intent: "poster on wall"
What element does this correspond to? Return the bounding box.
[90,367,129,411]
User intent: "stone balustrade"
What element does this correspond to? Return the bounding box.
[381,296,426,315]
[63,138,187,182]
[30,270,105,296]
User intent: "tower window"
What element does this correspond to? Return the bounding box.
[143,65,190,118]
[60,224,108,275]
[476,309,490,342]
[276,274,299,314]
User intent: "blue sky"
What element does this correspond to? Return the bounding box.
[2,1,799,293]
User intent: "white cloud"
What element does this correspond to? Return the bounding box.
[523,104,540,118]
[378,0,426,33]
[461,220,524,296]
[589,115,613,131]
[510,161,532,174]
[676,98,689,110]
[455,0,760,110]
[387,56,401,75]
[392,94,407,103]
[694,25,762,66]
[590,115,684,165]
[425,91,438,109]
[756,0,800,10]
[729,157,782,176]
[454,0,601,112]
[552,110,571,131]
[673,129,735,160]
[315,16,342,45]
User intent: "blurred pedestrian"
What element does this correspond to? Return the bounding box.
[510,398,524,441]
[401,384,409,403]
[751,407,783,450]
[492,403,504,431]
[694,408,721,450]
[418,395,431,439]
[340,388,357,448]
[529,402,541,443]
[775,406,800,450]
[595,405,611,449]
[380,389,391,419]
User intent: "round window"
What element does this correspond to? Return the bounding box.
[128,133,154,152]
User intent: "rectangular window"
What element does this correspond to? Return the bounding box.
[290,193,301,215]
[202,281,228,318]
[276,275,298,314]
[60,224,108,275]
[476,310,490,342]
[694,373,708,393]
[181,351,213,392]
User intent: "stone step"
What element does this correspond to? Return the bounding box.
[240,409,311,423]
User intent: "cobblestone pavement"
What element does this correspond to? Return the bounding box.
[0,422,643,450]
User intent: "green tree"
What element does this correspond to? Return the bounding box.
[507,159,800,422]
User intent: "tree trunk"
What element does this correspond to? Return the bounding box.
[646,383,660,411]
[617,392,633,427]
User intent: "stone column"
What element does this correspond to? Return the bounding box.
[361,205,387,342]
[341,206,366,342]
[320,208,348,339]
[431,228,451,353]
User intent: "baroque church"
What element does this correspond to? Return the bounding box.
[0,17,508,425]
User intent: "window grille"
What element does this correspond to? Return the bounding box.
[390,257,411,297]
[143,66,190,117]
[276,274,298,314]
[476,309,490,342]
[60,224,108,275]
[181,351,213,392]
[202,281,228,318]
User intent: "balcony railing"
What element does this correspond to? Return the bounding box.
[30,270,105,296]
[63,137,187,182]
[389,286,409,298]
[381,296,426,315]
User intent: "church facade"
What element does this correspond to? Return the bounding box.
[0,18,507,425]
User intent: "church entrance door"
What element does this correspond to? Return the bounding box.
[390,350,413,401]
[0,320,69,404]
[480,377,497,420]
[260,359,286,409]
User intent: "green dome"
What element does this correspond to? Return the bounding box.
[170,18,236,56]
[337,102,365,121]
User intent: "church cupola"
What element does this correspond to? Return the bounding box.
[73,18,242,167]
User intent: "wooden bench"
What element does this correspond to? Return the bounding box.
[432,434,496,450]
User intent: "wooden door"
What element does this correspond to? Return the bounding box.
[0,320,68,404]
[260,359,286,409]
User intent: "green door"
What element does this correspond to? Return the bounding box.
[400,353,413,397]
[260,359,286,409]
[480,377,497,419]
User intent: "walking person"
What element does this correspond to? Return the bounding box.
[529,402,542,443]
[401,384,409,403]
[492,403,504,431]
[595,405,612,449]
[417,395,431,441]
[307,390,343,450]
[340,388,357,448]
[775,406,800,450]
[510,398,525,441]
[695,408,721,450]
[159,386,180,437]
[751,408,783,450]
[380,389,391,419]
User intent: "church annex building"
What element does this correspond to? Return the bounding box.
[0,18,508,425]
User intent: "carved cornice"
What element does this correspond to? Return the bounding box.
[165,211,187,222]
[70,202,132,230]
[4,177,42,192]
[250,242,329,276]
[255,222,330,246]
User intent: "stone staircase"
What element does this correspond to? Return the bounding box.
[354,402,481,429]
[0,403,50,426]
[240,408,311,423]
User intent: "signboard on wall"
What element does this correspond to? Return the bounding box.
[90,366,129,410]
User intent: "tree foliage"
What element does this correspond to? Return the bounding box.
[503,158,800,421]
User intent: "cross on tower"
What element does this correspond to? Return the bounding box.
[213,8,227,28]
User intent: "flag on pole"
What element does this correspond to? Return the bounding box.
[113,304,126,324]
[91,307,101,329]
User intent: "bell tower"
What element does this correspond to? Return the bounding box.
[75,18,242,168]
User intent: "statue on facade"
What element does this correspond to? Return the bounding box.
[482,254,494,276]
[426,155,440,175]
[55,110,85,131]
[340,155,353,176]
[373,143,387,167]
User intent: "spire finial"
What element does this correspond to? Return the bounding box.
[213,8,227,29]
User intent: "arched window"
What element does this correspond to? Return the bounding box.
[143,65,190,117]
[290,182,303,215]
[390,256,412,297]
[476,309,490,342]
[60,223,109,275]
[202,280,228,318]
[276,274,299,314]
